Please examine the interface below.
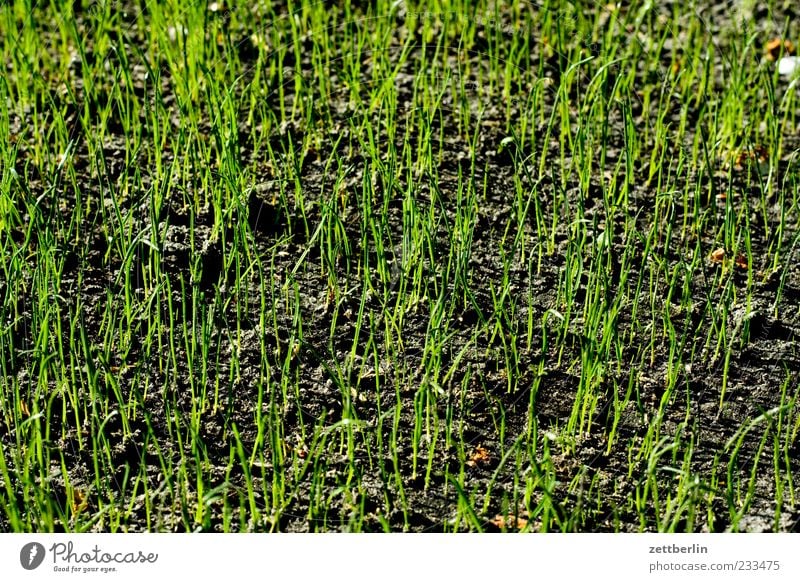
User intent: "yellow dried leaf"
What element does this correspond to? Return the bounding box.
[710,248,726,263]
[466,445,491,467]
[766,38,794,61]
[71,489,88,514]
[490,513,529,530]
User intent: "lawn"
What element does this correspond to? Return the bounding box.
[1,0,799,532]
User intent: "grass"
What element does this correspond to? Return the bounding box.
[1,0,799,532]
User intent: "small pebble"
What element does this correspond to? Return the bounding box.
[777,56,800,77]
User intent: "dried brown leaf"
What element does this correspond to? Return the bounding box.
[735,145,768,167]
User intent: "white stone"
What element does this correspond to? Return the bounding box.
[778,56,800,77]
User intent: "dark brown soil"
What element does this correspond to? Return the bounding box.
[2,0,800,532]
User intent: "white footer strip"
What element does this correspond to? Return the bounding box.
[2,533,797,581]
